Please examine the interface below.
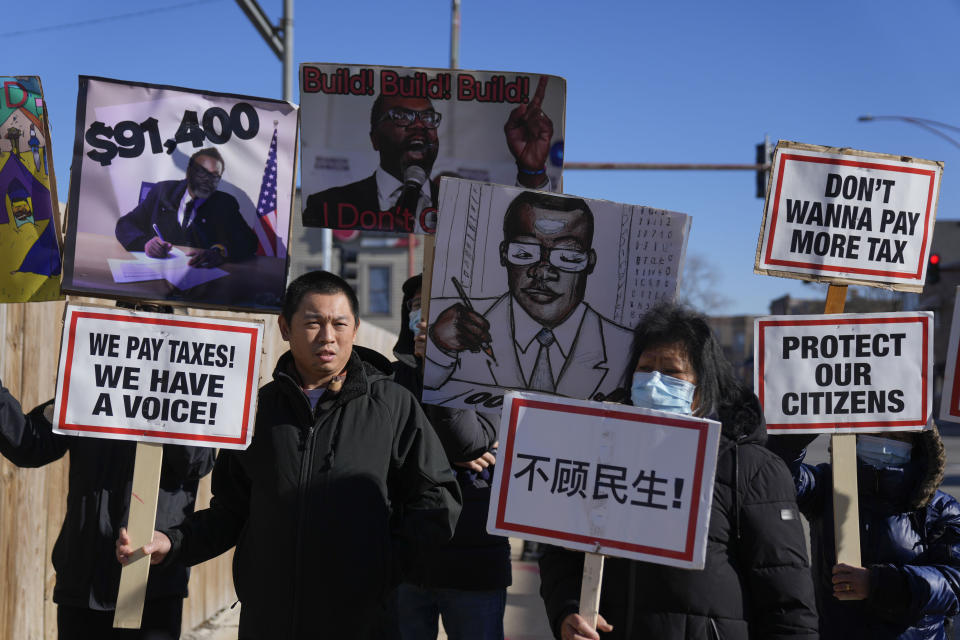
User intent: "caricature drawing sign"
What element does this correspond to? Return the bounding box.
[0,76,62,302]
[423,179,691,411]
[62,76,298,312]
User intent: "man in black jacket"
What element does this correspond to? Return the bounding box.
[118,270,462,639]
[0,381,214,640]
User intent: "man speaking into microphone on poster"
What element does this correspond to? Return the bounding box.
[303,76,556,233]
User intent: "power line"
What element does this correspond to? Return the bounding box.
[0,0,224,38]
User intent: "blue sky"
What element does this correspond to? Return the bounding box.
[8,0,960,314]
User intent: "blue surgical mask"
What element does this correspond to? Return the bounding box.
[856,435,912,469]
[631,371,696,415]
[408,308,422,336]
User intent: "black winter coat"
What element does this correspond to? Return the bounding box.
[770,428,960,640]
[392,277,512,591]
[163,350,462,639]
[0,380,214,610]
[538,391,819,639]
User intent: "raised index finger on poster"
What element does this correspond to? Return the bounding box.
[487,391,721,569]
[754,312,932,434]
[53,304,262,449]
[755,141,943,292]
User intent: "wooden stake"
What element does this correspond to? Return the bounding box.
[823,284,861,566]
[579,552,605,629]
[113,442,163,629]
[421,235,437,322]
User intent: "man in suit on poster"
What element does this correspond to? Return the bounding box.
[115,147,258,268]
[424,190,634,404]
[302,76,555,233]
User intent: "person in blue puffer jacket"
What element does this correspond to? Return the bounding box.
[768,427,960,640]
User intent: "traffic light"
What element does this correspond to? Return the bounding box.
[927,252,941,285]
[340,246,358,287]
[756,135,772,199]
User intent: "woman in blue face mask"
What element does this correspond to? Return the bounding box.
[539,303,819,640]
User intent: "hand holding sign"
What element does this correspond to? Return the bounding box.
[831,563,869,600]
[116,526,171,566]
[505,76,554,188]
[561,613,613,640]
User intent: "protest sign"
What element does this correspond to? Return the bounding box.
[938,287,960,424]
[487,392,721,569]
[0,76,63,302]
[298,63,565,237]
[62,76,298,312]
[422,178,690,411]
[755,141,942,292]
[755,312,932,434]
[53,304,262,449]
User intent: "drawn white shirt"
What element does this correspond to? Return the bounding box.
[511,298,587,387]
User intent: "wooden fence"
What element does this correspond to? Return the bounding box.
[0,299,397,639]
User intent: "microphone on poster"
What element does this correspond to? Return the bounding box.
[396,164,428,217]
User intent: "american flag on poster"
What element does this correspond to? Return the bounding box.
[254,124,281,257]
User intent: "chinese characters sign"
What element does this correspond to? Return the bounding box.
[488,392,720,569]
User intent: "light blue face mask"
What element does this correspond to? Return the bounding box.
[408,308,422,336]
[631,371,696,415]
[856,434,912,469]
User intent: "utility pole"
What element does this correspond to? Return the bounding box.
[235,0,332,270]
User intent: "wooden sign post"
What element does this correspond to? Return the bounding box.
[52,304,264,630]
[421,235,436,321]
[754,142,944,567]
[579,552,605,629]
[113,442,163,628]
[822,284,861,566]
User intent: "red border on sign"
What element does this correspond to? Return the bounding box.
[949,335,960,418]
[495,398,711,562]
[762,154,936,279]
[58,311,259,445]
[757,316,928,430]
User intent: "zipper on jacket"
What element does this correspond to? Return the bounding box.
[290,422,315,635]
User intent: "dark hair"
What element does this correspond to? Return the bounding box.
[503,191,594,244]
[189,147,225,173]
[627,302,740,417]
[282,270,359,325]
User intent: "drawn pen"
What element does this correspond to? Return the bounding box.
[151,223,166,242]
[451,276,497,364]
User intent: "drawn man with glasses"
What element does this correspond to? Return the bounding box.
[302,77,554,232]
[115,147,258,268]
[424,191,633,402]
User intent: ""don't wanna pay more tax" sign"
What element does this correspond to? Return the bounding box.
[755,141,942,292]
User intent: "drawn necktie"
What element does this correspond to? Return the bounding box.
[529,328,556,393]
